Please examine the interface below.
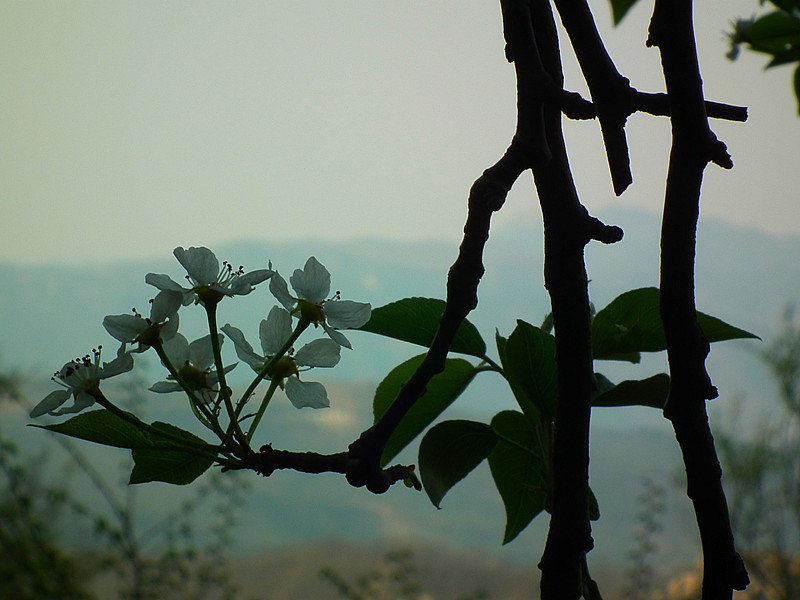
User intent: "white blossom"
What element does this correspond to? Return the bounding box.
[148,333,235,395]
[269,256,371,349]
[30,347,133,417]
[222,306,340,409]
[103,290,182,352]
[146,246,273,306]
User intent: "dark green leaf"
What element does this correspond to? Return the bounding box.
[592,288,759,361]
[489,411,548,544]
[500,320,558,423]
[35,409,154,449]
[746,11,800,54]
[589,488,600,521]
[593,374,670,409]
[765,45,800,66]
[698,312,761,344]
[594,373,616,397]
[358,297,486,358]
[610,0,641,25]
[374,354,478,466]
[130,422,214,485]
[419,420,498,508]
[767,0,800,13]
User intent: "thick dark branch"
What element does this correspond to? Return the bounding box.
[527,1,621,598]
[243,445,414,488]
[502,0,555,166]
[648,1,749,598]
[345,170,505,494]
[552,0,634,195]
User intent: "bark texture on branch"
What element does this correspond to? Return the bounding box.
[518,1,622,598]
[648,1,749,597]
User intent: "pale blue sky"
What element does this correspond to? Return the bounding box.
[2,1,798,266]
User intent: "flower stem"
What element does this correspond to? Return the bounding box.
[205,304,247,446]
[247,379,280,440]
[152,341,222,437]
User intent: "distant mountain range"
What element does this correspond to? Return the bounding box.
[2,206,798,573]
[3,205,797,417]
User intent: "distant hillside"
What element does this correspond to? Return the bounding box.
[3,374,696,575]
[3,206,796,418]
[2,205,797,577]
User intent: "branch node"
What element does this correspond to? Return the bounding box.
[586,215,624,245]
[709,136,734,169]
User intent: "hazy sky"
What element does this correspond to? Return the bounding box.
[2,1,798,266]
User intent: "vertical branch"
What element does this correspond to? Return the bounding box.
[526,1,622,598]
[648,1,749,598]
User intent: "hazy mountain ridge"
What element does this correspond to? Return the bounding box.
[3,206,794,416]
[2,206,797,575]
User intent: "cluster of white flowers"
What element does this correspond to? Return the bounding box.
[30,247,371,418]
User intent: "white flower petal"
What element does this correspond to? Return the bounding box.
[294,339,341,368]
[222,324,265,370]
[189,334,219,369]
[324,300,372,329]
[285,377,329,409]
[269,272,296,312]
[290,257,330,303]
[149,290,183,322]
[228,269,273,295]
[260,306,292,355]
[99,352,134,380]
[30,389,72,418]
[323,324,352,350]
[145,273,190,300]
[162,333,190,365]
[103,314,148,343]
[160,315,180,342]
[53,391,96,415]
[174,247,219,286]
[149,381,182,393]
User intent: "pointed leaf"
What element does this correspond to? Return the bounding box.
[609,0,641,25]
[500,320,558,423]
[418,420,498,508]
[130,422,214,485]
[593,374,670,409]
[34,409,154,449]
[358,297,486,358]
[592,288,759,361]
[489,410,548,544]
[698,314,760,344]
[589,487,600,521]
[594,372,616,397]
[374,354,478,466]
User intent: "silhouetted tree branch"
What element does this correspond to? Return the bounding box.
[648,0,749,597]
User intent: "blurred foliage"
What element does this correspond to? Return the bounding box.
[0,369,254,600]
[726,0,800,114]
[716,307,800,600]
[320,549,490,600]
[623,478,667,600]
